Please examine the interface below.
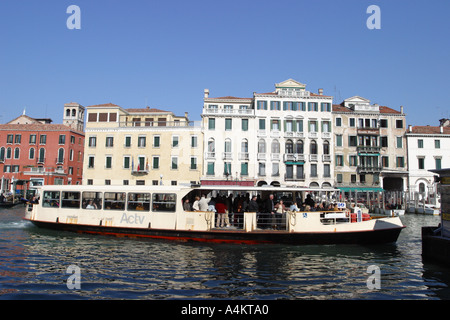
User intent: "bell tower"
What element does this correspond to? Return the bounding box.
[63,102,85,132]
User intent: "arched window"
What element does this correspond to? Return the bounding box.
[72,109,76,117]
[323,140,330,154]
[295,140,304,154]
[66,109,71,117]
[285,139,293,154]
[58,148,64,163]
[310,140,317,154]
[224,139,232,153]
[0,147,5,161]
[38,148,45,163]
[29,148,35,160]
[271,139,280,154]
[241,139,248,153]
[419,182,426,194]
[258,139,266,153]
[6,147,12,159]
[14,147,20,159]
[207,138,215,153]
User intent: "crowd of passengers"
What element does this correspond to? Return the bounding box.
[182,193,342,229]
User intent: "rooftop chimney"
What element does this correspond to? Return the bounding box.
[318,88,323,95]
[408,125,412,132]
[441,126,444,133]
[204,89,209,99]
[400,105,404,114]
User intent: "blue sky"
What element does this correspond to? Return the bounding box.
[0,0,449,126]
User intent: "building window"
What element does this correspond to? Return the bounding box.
[40,135,47,145]
[153,135,160,147]
[270,101,280,110]
[382,156,389,168]
[259,119,265,130]
[105,137,114,147]
[380,119,388,128]
[418,157,425,170]
[29,134,36,144]
[396,119,403,128]
[351,174,357,183]
[59,135,66,145]
[336,155,344,166]
[349,136,357,147]
[123,156,130,169]
[172,136,179,148]
[310,164,317,177]
[349,118,355,127]
[435,139,440,149]
[208,118,215,130]
[336,135,343,147]
[207,162,215,175]
[57,148,64,163]
[152,156,159,169]
[396,136,403,148]
[258,163,265,176]
[171,157,178,170]
[191,136,198,148]
[257,101,267,110]
[105,156,112,169]
[349,155,358,166]
[436,158,442,170]
[272,163,279,177]
[15,134,21,144]
[381,136,388,148]
[241,162,248,176]
[335,118,342,127]
[138,136,146,148]
[242,119,248,131]
[88,156,95,168]
[190,157,197,170]
[418,139,423,148]
[324,164,330,178]
[29,148,35,160]
[14,147,20,159]
[337,174,343,184]
[38,148,45,163]
[396,157,405,168]
[89,136,97,147]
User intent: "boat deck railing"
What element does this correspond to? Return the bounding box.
[211,210,355,231]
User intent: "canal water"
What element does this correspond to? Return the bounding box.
[0,205,449,300]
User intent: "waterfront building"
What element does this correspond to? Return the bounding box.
[332,96,408,193]
[405,119,450,201]
[0,103,85,193]
[83,103,202,186]
[201,79,334,188]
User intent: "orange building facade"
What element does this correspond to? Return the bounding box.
[0,103,85,197]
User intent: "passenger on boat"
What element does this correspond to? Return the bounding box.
[183,198,191,211]
[273,200,286,229]
[289,202,300,212]
[305,194,315,207]
[215,198,227,228]
[248,195,259,212]
[192,196,200,211]
[198,195,209,211]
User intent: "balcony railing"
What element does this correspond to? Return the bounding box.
[357,166,382,173]
[357,146,381,153]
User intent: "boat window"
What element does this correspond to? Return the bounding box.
[104,192,126,210]
[42,191,60,208]
[128,193,151,211]
[82,192,103,210]
[61,191,81,209]
[152,193,176,212]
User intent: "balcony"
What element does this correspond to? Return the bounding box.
[285,173,305,181]
[309,154,318,162]
[270,130,280,138]
[257,130,267,137]
[238,152,249,160]
[131,168,149,175]
[271,153,280,161]
[222,152,232,160]
[308,132,318,139]
[357,166,382,174]
[205,152,215,159]
[322,132,332,139]
[257,153,266,161]
[357,146,381,154]
[284,153,305,162]
[322,154,332,162]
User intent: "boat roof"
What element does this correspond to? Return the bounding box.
[35,184,339,193]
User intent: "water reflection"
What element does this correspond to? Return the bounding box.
[0,207,449,299]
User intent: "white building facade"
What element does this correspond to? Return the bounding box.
[406,121,450,201]
[201,79,334,188]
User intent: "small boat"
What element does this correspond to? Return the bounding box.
[24,184,405,245]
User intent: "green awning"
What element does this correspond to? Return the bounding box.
[358,153,380,156]
[338,187,383,192]
[285,161,304,165]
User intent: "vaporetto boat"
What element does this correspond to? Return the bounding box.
[24,184,405,245]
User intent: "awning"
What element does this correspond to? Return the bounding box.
[338,187,383,192]
[358,153,380,156]
[285,161,304,165]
